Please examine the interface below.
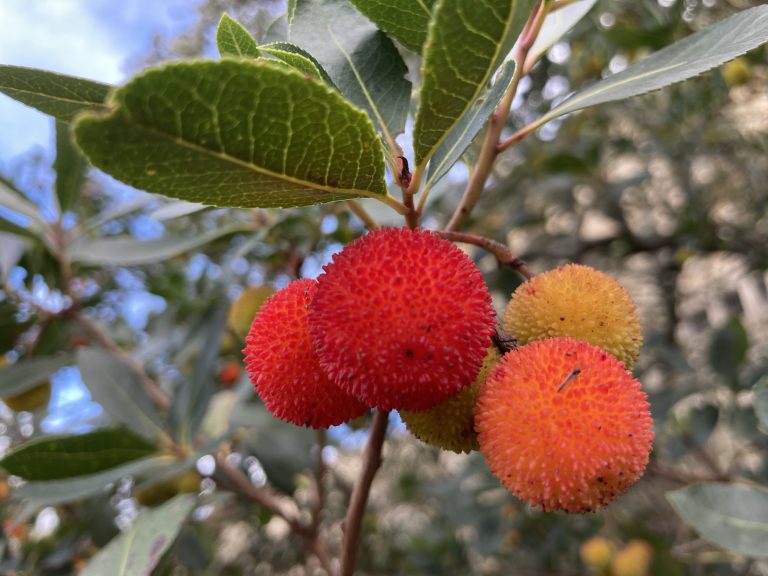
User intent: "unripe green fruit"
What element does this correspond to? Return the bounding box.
[228,286,275,339]
[400,348,500,453]
[135,469,201,507]
[3,382,52,413]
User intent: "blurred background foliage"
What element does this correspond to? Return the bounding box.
[1,0,768,574]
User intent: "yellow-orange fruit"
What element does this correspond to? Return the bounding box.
[3,382,52,412]
[611,540,653,576]
[228,285,275,339]
[722,57,752,87]
[136,469,201,507]
[400,348,500,453]
[309,227,496,411]
[580,536,614,570]
[475,338,653,513]
[503,264,642,367]
[244,279,367,428]
[217,360,242,386]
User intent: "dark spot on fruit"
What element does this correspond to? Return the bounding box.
[560,317,565,321]
[405,350,414,358]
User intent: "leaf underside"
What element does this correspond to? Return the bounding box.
[73,59,387,209]
[347,0,437,54]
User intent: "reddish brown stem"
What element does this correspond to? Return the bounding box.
[339,410,389,576]
[436,230,533,280]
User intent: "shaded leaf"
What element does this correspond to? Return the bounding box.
[753,376,768,435]
[68,222,249,266]
[259,42,335,86]
[291,0,411,137]
[709,317,748,381]
[74,60,386,208]
[171,303,228,447]
[216,13,261,59]
[54,120,87,213]
[12,455,175,523]
[0,179,47,230]
[668,483,768,559]
[426,61,516,188]
[77,348,165,441]
[81,494,196,576]
[0,233,30,282]
[0,428,157,481]
[0,354,73,398]
[413,0,536,166]
[0,64,110,122]
[347,0,437,54]
[539,6,768,125]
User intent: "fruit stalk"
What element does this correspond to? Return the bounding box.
[340,410,389,576]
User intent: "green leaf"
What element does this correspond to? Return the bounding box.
[81,494,196,576]
[0,428,157,481]
[216,13,261,59]
[149,200,207,221]
[413,0,536,166]
[523,0,598,69]
[287,0,297,23]
[0,179,47,231]
[426,61,516,188]
[347,0,437,54]
[667,483,768,559]
[0,64,110,122]
[77,348,166,441]
[291,0,412,137]
[54,120,87,213]
[74,60,386,208]
[753,376,768,434]
[709,317,749,381]
[259,42,335,86]
[539,6,768,125]
[68,222,249,266]
[0,354,73,398]
[12,455,176,523]
[0,233,29,282]
[171,303,228,447]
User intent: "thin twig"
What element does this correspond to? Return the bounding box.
[214,453,311,536]
[311,429,327,534]
[346,200,379,230]
[74,312,171,412]
[339,410,389,576]
[497,117,548,153]
[436,230,533,279]
[445,0,552,232]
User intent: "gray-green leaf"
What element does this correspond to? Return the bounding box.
[0,428,157,481]
[73,60,387,209]
[667,483,768,559]
[539,6,768,125]
[77,348,165,441]
[216,13,261,59]
[0,65,110,122]
[81,494,196,576]
[754,377,768,434]
[291,0,411,137]
[426,61,516,188]
[68,222,249,266]
[0,354,73,398]
[413,0,536,166]
[54,120,87,213]
[347,0,437,54]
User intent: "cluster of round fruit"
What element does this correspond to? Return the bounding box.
[243,227,653,513]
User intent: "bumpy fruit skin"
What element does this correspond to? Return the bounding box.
[400,348,500,453]
[309,227,496,411]
[244,279,367,428]
[475,338,653,513]
[503,264,642,367]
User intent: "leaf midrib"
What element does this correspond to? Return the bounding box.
[107,111,384,199]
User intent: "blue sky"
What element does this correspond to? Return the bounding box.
[0,0,200,159]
